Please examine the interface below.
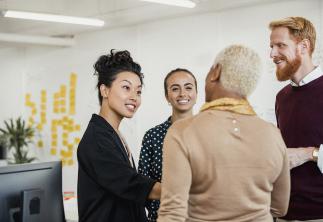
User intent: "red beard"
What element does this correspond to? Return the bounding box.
[275,54,301,81]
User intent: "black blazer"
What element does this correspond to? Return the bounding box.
[77,114,156,222]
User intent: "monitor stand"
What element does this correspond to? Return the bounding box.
[21,189,44,222]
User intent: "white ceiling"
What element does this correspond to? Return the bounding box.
[0,0,281,46]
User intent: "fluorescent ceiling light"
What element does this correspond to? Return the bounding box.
[0,32,75,46]
[140,0,196,8]
[2,10,104,27]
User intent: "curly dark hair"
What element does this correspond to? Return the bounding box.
[94,49,144,105]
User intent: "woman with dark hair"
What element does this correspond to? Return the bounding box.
[77,50,161,222]
[138,68,197,221]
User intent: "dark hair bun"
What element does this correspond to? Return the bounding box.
[94,50,141,75]
[94,49,144,105]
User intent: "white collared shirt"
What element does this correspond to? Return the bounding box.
[290,65,322,86]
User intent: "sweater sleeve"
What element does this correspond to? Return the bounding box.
[157,127,191,222]
[270,133,291,218]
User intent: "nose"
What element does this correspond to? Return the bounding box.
[179,88,186,97]
[129,91,137,101]
[270,47,277,59]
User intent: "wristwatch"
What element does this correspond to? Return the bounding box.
[312,148,319,162]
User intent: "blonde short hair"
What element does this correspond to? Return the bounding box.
[269,17,316,55]
[214,44,261,97]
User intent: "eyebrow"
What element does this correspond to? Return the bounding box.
[121,79,142,88]
[170,83,194,88]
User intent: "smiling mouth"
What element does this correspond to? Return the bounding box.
[125,104,136,111]
[273,59,284,65]
[177,99,190,105]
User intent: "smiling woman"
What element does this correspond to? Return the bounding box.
[138,68,197,222]
[77,50,161,222]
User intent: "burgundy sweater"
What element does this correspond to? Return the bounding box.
[275,75,323,220]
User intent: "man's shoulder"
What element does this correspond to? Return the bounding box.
[277,83,292,99]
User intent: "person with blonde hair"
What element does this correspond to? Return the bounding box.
[158,44,290,222]
[269,16,323,221]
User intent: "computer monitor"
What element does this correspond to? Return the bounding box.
[0,161,65,222]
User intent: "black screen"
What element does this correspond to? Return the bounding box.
[0,161,65,222]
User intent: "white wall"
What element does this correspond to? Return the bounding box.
[0,0,322,194]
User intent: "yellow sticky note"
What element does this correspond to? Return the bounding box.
[52,134,57,139]
[68,159,74,166]
[36,124,43,131]
[60,91,66,97]
[70,90,75,97]
[67,126,73,132]
[41,118,46,125]
[60,150,66,156]
[28,117,34,124]
[51,141,57,147]
[66,151,73,158]
[67,144,73,150]
[50,149,57,155]
[37,140,44,148]
[63,140,68,146]
[31,109,37,115]
[60,100,66,106]
[74,137,81,144]
[25,101,31,106]
[75,125,80,131]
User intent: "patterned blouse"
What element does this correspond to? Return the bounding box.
[138,117,172,222]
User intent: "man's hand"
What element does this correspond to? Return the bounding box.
[288,147,316,169]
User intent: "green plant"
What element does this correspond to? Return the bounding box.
[0,134,8,159]
[0,117,36,164]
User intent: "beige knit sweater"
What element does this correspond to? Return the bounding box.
[158,110,290,222]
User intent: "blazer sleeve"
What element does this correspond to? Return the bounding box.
[157,127,191,222]
[80,126,156,205]
[270,133,291,218]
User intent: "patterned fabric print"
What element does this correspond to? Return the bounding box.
[138,117,172,222]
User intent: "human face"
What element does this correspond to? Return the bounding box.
[101,71,142,120]
[270,27,302,81]
[165,71,197,113]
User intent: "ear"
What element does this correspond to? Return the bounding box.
[99,84,110,99]
[299,39,311,55]
[210,63,222,82]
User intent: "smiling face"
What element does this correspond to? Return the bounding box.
[165,71,197,113]
[100,71,142,120]
[270,27,302,81]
